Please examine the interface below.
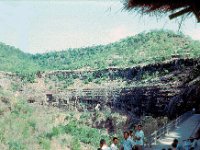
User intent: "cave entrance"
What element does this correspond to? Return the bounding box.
[46,93,53,102]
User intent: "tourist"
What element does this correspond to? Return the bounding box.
[111,137,119,150]
[183,139,191,150]
[172,139,183,150]
[95,103,101,111]
[172,142,177,150]
[135,124,144,150]
[128,130,135,149]
[133,125,138,147]
[120,131,134,150]
[99,139,111,150]
[129,130,133,139]
[192,108,196,114]
[190,138,198,150]
[195,127,200,139]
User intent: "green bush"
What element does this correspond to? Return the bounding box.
[43,120,109,147]
[8,140,26,150]
[28,120,36,130]
[16,72,36,83]
[38,137,51,150]
[83,79,89,84]
[0,129,5,142]
[11,100,33,118]
[11,83,21,92]
[71,137,81,150]
[94,78,101,84]
[45,127,60,140]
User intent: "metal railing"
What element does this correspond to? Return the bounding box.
[145,111,193,148]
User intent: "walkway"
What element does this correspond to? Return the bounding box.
[154,114,200,150]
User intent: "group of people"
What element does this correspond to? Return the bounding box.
[162,138,199,150]
[98,124,144,150]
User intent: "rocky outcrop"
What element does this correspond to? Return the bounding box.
[45,58,200,119]
[167,80,200,119]
[45,58,198,81]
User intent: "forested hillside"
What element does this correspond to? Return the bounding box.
[0,43,40,73]
[32,30,200,70]
[0,30,200,74]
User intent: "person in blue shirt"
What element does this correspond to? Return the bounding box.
[183,139,191,150]
[120,131,134,150]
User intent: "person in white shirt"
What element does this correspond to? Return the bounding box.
[110,137,119,150]
[135,124,144,150]
[99,139,111,150]
[95,103,101,111]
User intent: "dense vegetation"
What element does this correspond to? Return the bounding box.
[1,30,200,75]
[32,30,200,70]
[0,43,40,73]
[0,89,111,150]
[0,43,41,82]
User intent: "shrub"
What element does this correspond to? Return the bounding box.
[28,120,36,130]
[94,78,101,84]
[71,137,81,150]
[42,120,109,147]
[0,129,5,142]
[11,83,21,92]
[37,137,51,150]
[8,140,26,150]
[16,72,36,83]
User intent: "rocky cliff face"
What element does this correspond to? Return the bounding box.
[1,58,195,120]
[45,58,197,80]
[44,58,200,119]
[115,58,200,118]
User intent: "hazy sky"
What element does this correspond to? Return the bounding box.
[0,0,199,54]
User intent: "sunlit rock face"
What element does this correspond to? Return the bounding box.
[45,58,200,119]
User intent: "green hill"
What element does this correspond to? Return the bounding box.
[0,43,40,73]
[0,30,200,74]
[32,30,200,70]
